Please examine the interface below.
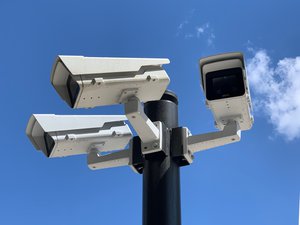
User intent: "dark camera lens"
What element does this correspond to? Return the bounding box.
[206,68,245,100]
[67,75,80,107]
[44,132,55,157]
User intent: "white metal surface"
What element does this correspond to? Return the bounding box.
[51,56,170,108]
[52,56,169,75]
[125,96,159,143]
[26,114,132,157]
[141,121,163,154]
[183,127,194,164]
[124,97,164,154]
[208,95,253,131]
[187,120,241,153]
[88,149,130,170]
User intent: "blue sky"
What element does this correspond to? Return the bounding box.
[0,0,299,224]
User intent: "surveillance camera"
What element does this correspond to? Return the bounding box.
[50,56,170,108]
[26,114,132,158]
[199,52,254,131]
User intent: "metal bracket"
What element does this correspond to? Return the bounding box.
[119,88,139,104]
[129,136,144,174]
[187,120,241,153]
[125,96,164,155]
[141,121,164,154]
[86,120,163,171]
[87,149,130,170]
[171,127,194,167]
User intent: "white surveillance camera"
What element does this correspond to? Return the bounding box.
[199,52,254,131]
[26,114,132,158]
[50,56,170,108]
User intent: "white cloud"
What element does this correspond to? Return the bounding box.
[247,50,300,141]
[196,23,209,37]
[196,27,204,35]
[184,33,194,39]
[207,33,215,46]
[177,21,215,46]
[177,20,188,31]
[176,12,215,46]
[176,10,195,36]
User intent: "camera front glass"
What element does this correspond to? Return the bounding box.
[44,132,55,157]
[67,75,80,107]
[206,68,245,100]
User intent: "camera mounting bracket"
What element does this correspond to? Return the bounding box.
[87,148,130,170]
[125,96,164,155]
[187,120,241,153]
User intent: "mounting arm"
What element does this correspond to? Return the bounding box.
[124,96,164,155]
[86,96,166,171]
[187,120,241,153]
[88,149,130,170]
[124,96,159,143]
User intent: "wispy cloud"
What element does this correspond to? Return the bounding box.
[177,20,188,31]
[247,49,300,141]
[176,9,195,36]
[184,33,194,39]
[196,23,209,38]
[207,32,215,47]
[176,12,215,46]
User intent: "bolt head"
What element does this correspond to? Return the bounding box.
[153,143,158,148]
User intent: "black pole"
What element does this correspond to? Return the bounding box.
[142,90,181,225]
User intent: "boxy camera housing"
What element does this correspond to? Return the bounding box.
[51,56,170,109]
[26,114,132,158]
[200,52,253,131]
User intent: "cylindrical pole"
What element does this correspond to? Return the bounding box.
[143,90,181,225]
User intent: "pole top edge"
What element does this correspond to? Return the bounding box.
[161,90,178,105]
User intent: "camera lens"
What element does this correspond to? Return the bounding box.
[67,75,80,107]
[206,68,245,100]
[44,132,55,157]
